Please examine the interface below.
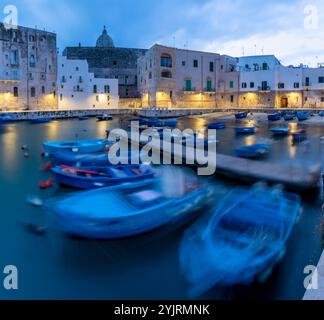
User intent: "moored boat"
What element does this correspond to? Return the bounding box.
[234,143,271,158]
[319,111,324,117]
[235,112,248,120]
[97,114,113,121]
[45,168,216,239]
[0,114,16,123]
[268,113,281,121]
[30,118,52,124]
[297,111,310,121]
[284,112,296,121]
[51,164,155,189]
[78,116,89,121]
[180,184,301,296]
[292,129,307,143]
[43,139,109,155]
[234,126,255,134]
[271,126,290,136]
[208,122,226,130]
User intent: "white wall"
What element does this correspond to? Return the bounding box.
[58,56,119,110]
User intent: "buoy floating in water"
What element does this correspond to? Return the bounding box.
[42,161,52,171]
[21,144,29,150]
[24,152,29,158]
[38,178,53,189]
[40,149,45,157]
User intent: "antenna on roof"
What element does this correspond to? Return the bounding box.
[242,47,245,56]
[261,47,264,55]
[254,44,257,55]
[173,35,175,48]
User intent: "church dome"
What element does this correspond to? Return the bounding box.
[96,26,115,48]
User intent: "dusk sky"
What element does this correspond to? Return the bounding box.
[2,0,324,67]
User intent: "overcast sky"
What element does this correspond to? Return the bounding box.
[2,0,324,66]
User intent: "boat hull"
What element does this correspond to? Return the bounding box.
[47,179,215,239]
[51,165,155,190]
[43,139,108,155]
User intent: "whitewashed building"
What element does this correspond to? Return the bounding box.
[58,56,119,110]
[137,44,239,109]
[238,55,324,109]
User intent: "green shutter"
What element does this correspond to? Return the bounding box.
[186,80,192,91]
[207,80,212,92]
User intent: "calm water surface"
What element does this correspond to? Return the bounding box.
[0,115,323,300]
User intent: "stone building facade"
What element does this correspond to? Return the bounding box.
[63,27,146,101]
[137,44,239,109]
[0,23,57,111]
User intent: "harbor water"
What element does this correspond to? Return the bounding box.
[0,114,323,299]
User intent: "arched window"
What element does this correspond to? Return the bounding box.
[29,55,36,67]
[161,70,172,78]
[149,72,152,79]
[161,54,172,68]
[30,87,36,97]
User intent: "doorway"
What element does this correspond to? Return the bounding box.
[281,97,288,108]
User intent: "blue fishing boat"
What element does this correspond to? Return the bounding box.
[235,112,248,120]
[180,184,301,296]
[46,169,215,239]
[208,122,226,130]
[157,118,178,127]
[268,113,281,121]
[234,127,255,134]
[234,144,271,158]
[78,116,89,121]
[284,112,296,121]
[51,164,155,189]
[51,150,137,166]
[43,139,109,155]
[271,126,290,136]
[30,118,52,124]
[0,114,16,123]
[292,129,307,143]
[97,114,113,121]
[297,111,309,121]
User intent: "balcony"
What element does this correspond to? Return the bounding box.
[0,73,20,83]
[204,88,216,94]
[183,87,197,93]
[258,86,271,92]
[303,82,312,88]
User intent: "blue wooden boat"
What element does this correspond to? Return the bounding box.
[45,170,215,239]
[78,116,89,121]
[30,118,52,124]
[234,127,255,134]
[208,122,226,130]
[157,118,178,127]
[271,126,290,135]
[284,112,295,121]
[297,111,309,121]
[51,164,155,189]
[0,114,16,123]
[235,112,248,120]
[292,129,307,143]
[319,111,324,117]
[180,184,301,296]
[43,139,109,155]
[234,144,271,158]
[97,114,112,121]
[268,113,281,121]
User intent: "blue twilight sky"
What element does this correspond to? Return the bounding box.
[1,0,324,66]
